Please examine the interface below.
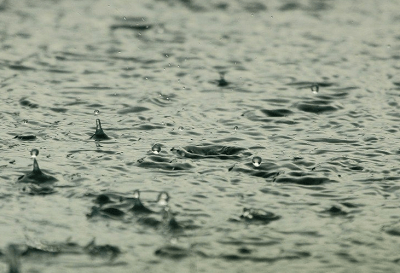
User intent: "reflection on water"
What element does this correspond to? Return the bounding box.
[1,0,400,272]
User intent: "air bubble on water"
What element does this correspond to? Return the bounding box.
[311,84,319,94]
[178,126,184,131]
[252,156,262,167]
[94,110,100,116]
[152,144,161,154]
[30,149,39,158]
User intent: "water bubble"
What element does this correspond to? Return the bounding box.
[30,149,39,158]
[94,110,100,116]
[178,126,184,131]
[311,84,319,94]
[252,156,262,167]
[152,144,161,154]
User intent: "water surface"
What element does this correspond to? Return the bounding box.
[1,0,400,272]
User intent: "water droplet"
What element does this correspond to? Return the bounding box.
[152,144,161,154]
[30,149,39,158]
[94,110,100,116]
[22,119,28,124]
[234,126,239,131]
[252,156,262,167]
[311,84,319,94]
[165,54,169,58]
[178,126,184,131]
[157,192,170,206]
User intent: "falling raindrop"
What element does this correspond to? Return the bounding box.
[152,144,161,154]
[311,84,319,94]
[30,149,39,158]
[252,156,262,167]
[94,109,100,116]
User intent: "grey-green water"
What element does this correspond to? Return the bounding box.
[1,0,400,272]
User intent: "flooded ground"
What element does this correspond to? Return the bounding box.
[1,0,400,272]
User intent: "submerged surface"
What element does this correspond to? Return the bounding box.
[1,0,400,272]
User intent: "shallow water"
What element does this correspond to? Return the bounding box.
[1,0,400,272]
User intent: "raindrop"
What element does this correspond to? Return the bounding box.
[234,126,239,131]
[157,192,170,206]
[217,72,229,87]
[123,16,126,20]
[252,156,262,167]
[311,84,319,94]
[178,126,184,131]
[94,109,100,116]
[30,149,39,158]
[152,144,161,154]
